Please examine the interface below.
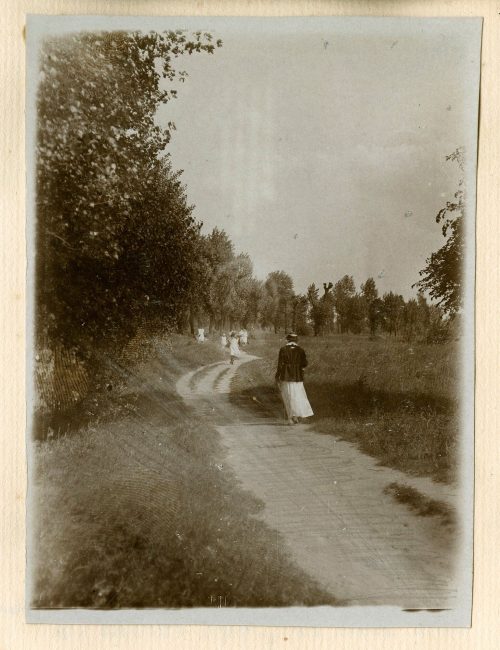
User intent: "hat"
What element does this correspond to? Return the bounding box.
[286,332,298,341]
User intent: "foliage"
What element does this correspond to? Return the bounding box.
[36,30,222,361]
[368,298,384,337]
[381,292,405,337]
[345,294,366,334]
[262,271,295,333]
[415,147,465,316]
[360,277,378,305]
[291,294,310,335]
[333,275,356,333]
[306,283,323,336]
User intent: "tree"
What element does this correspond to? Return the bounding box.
[360,277,378,305]
[291,294,310,335]
[200,228,235,331]
[319,283,336,334]
[360,277,379,336]
[425,304,451,343]
[333,275,356,333]
[414,147,465,316]
[36,30,222,361]
[243,278,265,328]
[228,253,255,328]
[416,292,430,335]
[382,292,405,336]
[401,298,419,342]
[306,283,322,336]
[346,294,366,334]
[263,271,294,333]
[368,297,384,337]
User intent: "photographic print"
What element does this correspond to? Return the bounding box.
[26,15,481,626]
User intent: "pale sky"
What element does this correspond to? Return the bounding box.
[154,19,481,298]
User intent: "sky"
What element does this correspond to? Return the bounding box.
[155,19,481,298]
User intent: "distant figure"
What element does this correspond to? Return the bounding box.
[275,332,313,424]
[229,331,240,365]
[239,328,248,345]
[220,332,228,348]
[197,328,205,343]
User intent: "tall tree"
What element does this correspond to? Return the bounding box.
[382,292,405,336]
[346,294,366,334]
[360,277,379,305]
[319,282,335,334]
[243,278,265,328]
[306,283,322,336]
[414,147,465,316]
[263,271,294,333]
[360,277,379,336]
[333,275,356,333]
[368,297,384,337]
[401,298,420,342]
[291,294,309,335]
[228,253,254,327]
[416,292,430,334]
[203,228,235,331]
[36,30,222,360]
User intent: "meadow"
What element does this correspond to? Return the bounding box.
[232,331,460,485]
[31,335,339,608]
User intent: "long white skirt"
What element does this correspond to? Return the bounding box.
[279,381,314,418]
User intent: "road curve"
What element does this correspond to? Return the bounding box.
[176,353,459,608]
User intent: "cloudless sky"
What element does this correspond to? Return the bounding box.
[157,18,480,297]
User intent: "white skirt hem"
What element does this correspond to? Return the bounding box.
[279,381,314,418]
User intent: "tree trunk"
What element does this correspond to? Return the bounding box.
[189,304,196,336]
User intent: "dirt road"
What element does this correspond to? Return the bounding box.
[176,353,459,608]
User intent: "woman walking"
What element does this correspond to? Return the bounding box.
[229,331,240,365]
[275,332,313,424]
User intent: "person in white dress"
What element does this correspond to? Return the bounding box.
[239,328,248,345]
[275,332,313,424]
[229,332,240,365]
[220,332,228,348]
[197,328,205,343]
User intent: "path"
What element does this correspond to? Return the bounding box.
[176,353,459,608]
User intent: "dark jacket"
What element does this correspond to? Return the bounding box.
[275,343,308,382]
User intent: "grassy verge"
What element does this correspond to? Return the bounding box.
[383,482,456,527]
[32,335,339,608]
[232,332,459,484]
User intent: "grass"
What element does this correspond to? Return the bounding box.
[32,334,227,441]
[383,482,456,527]
[231,331,460,484]
[31,334,339,608]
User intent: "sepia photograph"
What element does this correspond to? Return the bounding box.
[26,15,481,626]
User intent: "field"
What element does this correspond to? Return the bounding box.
[31,335,339,608]
[232,332,460,484]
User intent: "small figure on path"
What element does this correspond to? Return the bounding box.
[229,331,240,365]
[220,332,228,348]
[197,328,205,343]
[275,332,313,424]
[239,328,248,345]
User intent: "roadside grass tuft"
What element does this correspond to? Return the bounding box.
[383,482,456,527]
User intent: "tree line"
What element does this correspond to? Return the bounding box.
[186,257,452,344]
[36,29,463,374]
[36,29,223,368]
